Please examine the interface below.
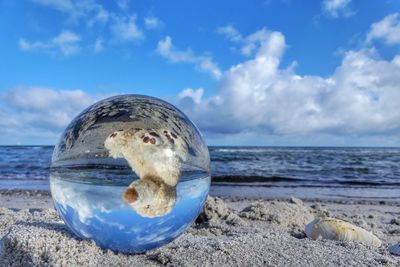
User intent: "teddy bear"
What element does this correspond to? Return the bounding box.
[104,127,187,218]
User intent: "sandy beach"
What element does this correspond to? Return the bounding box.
[0,190,399,266]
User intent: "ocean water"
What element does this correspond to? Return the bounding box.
[0,146,52,190]
[0,146,399,200]
[209,146,400,200]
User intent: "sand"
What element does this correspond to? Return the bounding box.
[1,190,400,266]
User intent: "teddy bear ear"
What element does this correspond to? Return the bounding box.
[123,187,138,204]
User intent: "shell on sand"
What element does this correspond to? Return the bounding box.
[388,242,400,256]
[305,217,382,247]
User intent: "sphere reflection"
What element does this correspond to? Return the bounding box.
[50,95,210,253]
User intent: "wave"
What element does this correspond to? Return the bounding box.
[212,148,268,153]
[211,175,303,183]
[211,175,400,187]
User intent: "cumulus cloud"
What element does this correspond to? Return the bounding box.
[177,27,400,138]
[367,13,400,45]
[178,88,204,105]
[0,87,103,144]
[111,15,144,42]
[156,36,222,79]
[322,0,355,18]
[144,16,163,30]
[19,30,81,56]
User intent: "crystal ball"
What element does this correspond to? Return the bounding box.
[50,95,210,253]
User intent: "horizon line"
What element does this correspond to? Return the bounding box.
[0,145,399,149]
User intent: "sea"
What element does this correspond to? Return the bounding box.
[1,146,399,201]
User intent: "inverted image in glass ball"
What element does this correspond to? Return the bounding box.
[50,95,210,253]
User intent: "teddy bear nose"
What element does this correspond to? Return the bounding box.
[123,188,138,203]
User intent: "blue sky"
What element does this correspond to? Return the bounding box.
[0,0,399,146]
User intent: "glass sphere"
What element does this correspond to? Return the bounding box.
[50,95,210,253]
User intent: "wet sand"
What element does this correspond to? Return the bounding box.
[1,189,400,266]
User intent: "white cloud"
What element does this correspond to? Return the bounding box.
[31,0,109,25]
[29,0,161,53]
[19,30,81,56]
[198,58,222,80]
[52,30,81,55]
[19,39,49,50]
[367,13,400,45]
[322,0,355,18]
[156,36,195,62]
[216,25,242,42]
[116,0,130,10]
[0,87,100,144]
[31,0,75,14]
[111,15,144,42]
[144,16,163,30]
[217,26,281,57]
[178,88,204,105]
[245,28,284,57]
[87,6,109,27]
[177,27,400,139]
[156,36,222,79]
[22,1,111,56]
[94,37,104,53]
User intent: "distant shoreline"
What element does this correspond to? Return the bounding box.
[2,187,400,204]
[1,145,400,148]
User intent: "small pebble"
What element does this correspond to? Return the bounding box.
[374,258,388,264]
[289,197,303,205]
[311,203,321,210]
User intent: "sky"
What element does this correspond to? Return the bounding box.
[0,0,399,146]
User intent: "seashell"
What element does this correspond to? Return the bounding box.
[305,217,382,247]
[388,242,400,256]
[104,128,187,218]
